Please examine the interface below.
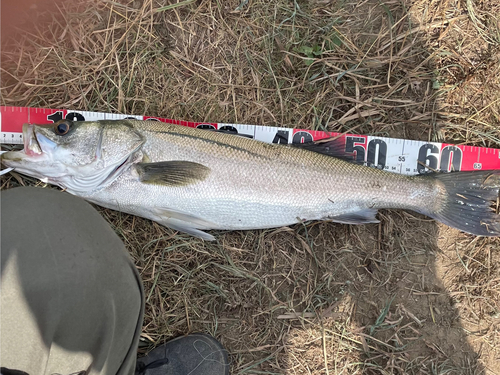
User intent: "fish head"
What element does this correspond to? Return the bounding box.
[1,119,144,193]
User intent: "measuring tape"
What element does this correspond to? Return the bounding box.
[1,106,499,175]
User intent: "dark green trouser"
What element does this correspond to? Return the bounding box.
[1,187,144,375]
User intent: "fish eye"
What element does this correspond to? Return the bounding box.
[54,120,73,136]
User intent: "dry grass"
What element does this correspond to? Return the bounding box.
[1,0,500,373]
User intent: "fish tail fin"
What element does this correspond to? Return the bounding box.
[426,171,500,236]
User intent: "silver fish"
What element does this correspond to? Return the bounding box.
[2,119,500,240]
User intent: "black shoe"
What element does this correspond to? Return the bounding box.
[135,333,230,375]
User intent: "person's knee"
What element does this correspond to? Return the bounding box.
[2,187,128,265]
[1,187,144,374]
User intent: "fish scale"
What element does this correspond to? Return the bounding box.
[2,119,499,239]
[82,121,438,229]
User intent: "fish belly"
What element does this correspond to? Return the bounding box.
[80,165,408,231]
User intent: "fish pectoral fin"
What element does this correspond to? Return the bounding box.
[328,209,379,225]
[154,208,217,241]
[135,161,210,186]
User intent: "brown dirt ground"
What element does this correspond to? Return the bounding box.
[1,0,499,373]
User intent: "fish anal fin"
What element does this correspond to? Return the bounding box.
[136,161,210,187]
[328,209,379,225]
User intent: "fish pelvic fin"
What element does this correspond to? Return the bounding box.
[163,222,215,241]
[153,207,217,241]
[135,161,211,187]
[425,171,500,236]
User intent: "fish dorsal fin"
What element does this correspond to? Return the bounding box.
[294,137,358,163]
[328,208,379,224]
[135,161,211,186]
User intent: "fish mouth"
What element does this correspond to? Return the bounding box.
[1,124,53,173]
[1,124,43,168]
[23,124,43,156]
[23,123,58,157]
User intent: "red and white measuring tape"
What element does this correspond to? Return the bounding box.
[1,106,499,176]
